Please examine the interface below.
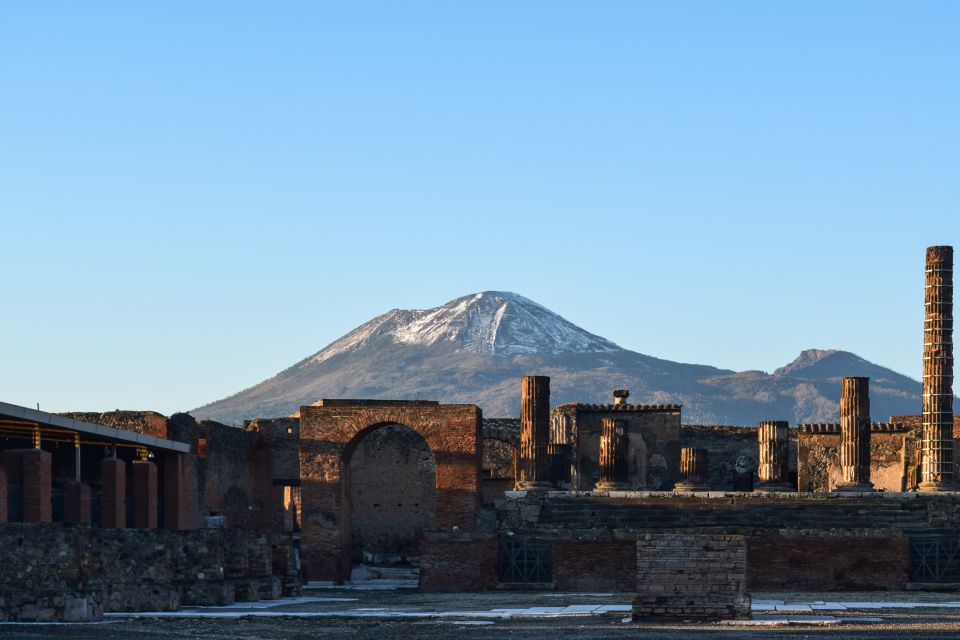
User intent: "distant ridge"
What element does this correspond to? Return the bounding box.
[191,292,923,425]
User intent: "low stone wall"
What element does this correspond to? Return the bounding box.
[418,536,499,592]
[0,523,302,622]
[747,530,909,591]
[633,533,750,620]
[553,540,636,592]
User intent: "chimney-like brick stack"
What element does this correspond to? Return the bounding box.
[836,376,873,492]
[675,447,709,491]
[516,375,553,490]
[921,245,955,491]
[756,420,791,491]
[595,418,630,491]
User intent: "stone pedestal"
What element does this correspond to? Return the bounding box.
[64,481,92,524]
[595,418,630,490]
[921,245,955,491]
[516,375,553,491]
[756,420,792,491]
[835,377,873,492]
[100,456,126,528]
[20,448,52,522]
[163,452,190,530]
[133,460,158,529]
[675,448,709,491]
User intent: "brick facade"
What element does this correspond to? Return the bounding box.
[297,400,482,582]
[418,537,499,592]
[553,540,637,592]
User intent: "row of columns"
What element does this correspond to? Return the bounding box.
[0,442,187,529]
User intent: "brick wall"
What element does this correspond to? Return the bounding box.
[298,400,482,582]
[797,426,910,492]
[418,537,499,592]
[747,533,908,591]
[553,540,636,592]
[633,533,750,620]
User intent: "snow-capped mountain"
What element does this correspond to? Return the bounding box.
[310,292,619,363]
[190,292,924,425]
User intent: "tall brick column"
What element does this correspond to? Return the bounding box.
[756,420,791,491]
[133,458,159,529]
[0,466,7,523]
[595,418,630,490]
[921,245,955,491]
[836,376,873,492]
[100,456,126,528]
[516,375,553,490]
[21,448,52,522]
[675,447,709,491]
[163,452,190,530]
[64,481,92,524]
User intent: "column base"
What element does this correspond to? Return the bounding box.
[833,481,874,493]
[918,481,956,492]
[594,481,631,491]
[755,482,793,493]
[674,482,710,492]
[514,480,555,492]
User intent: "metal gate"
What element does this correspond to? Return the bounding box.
[910,534,960,583]
[499,536,552,583]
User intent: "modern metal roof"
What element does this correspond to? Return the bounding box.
[0,400,191,453]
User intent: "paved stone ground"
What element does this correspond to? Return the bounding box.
[2,586,960,639]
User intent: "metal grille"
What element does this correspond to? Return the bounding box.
[910,535,960,582]
[499,536,552,583]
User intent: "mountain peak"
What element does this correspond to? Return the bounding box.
[307,291,621,364]
[774,348,869,377]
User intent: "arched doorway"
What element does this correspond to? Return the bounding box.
[342,423,437,573]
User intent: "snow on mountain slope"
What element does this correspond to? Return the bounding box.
[308,291,620,364]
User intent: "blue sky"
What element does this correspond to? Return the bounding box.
[1,2,957,414]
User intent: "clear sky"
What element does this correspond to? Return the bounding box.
[1,2,957,415]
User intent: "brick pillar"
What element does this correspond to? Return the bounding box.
[163,452,190,530]
[64,481,92,524]
[756,420,791,491]
[21,448,52,522]
[100,456,126,528]
[836,376,873,492]
[516,375,553,490]
[0,466,7,523]
[921,245,955,491]
[675,447,709,491]
[133,459,158,529]
[595,418,630,490]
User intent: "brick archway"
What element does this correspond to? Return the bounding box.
[297,400,482,582]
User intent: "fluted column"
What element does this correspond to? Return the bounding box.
[516,375,553,490]
[921,245,955,491]
[756,420,791,491]
[675,447,709,491]
[836,376,873,492]
[595,418,630,490]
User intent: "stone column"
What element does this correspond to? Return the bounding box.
[21,448,52,522]
[756,420,791,491]
[595,418,630,490]
[836,376,873,492]
[100,455,126,528]
[64,481,92,524]
[163,452,190,530]
[516,375,553,490]
[133,455,159,529]
[675,447,709,491]
[921,245,955,491]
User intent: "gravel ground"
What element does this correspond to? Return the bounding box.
[2,589,960,639]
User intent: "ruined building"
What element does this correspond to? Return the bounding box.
[1,245,958,622]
